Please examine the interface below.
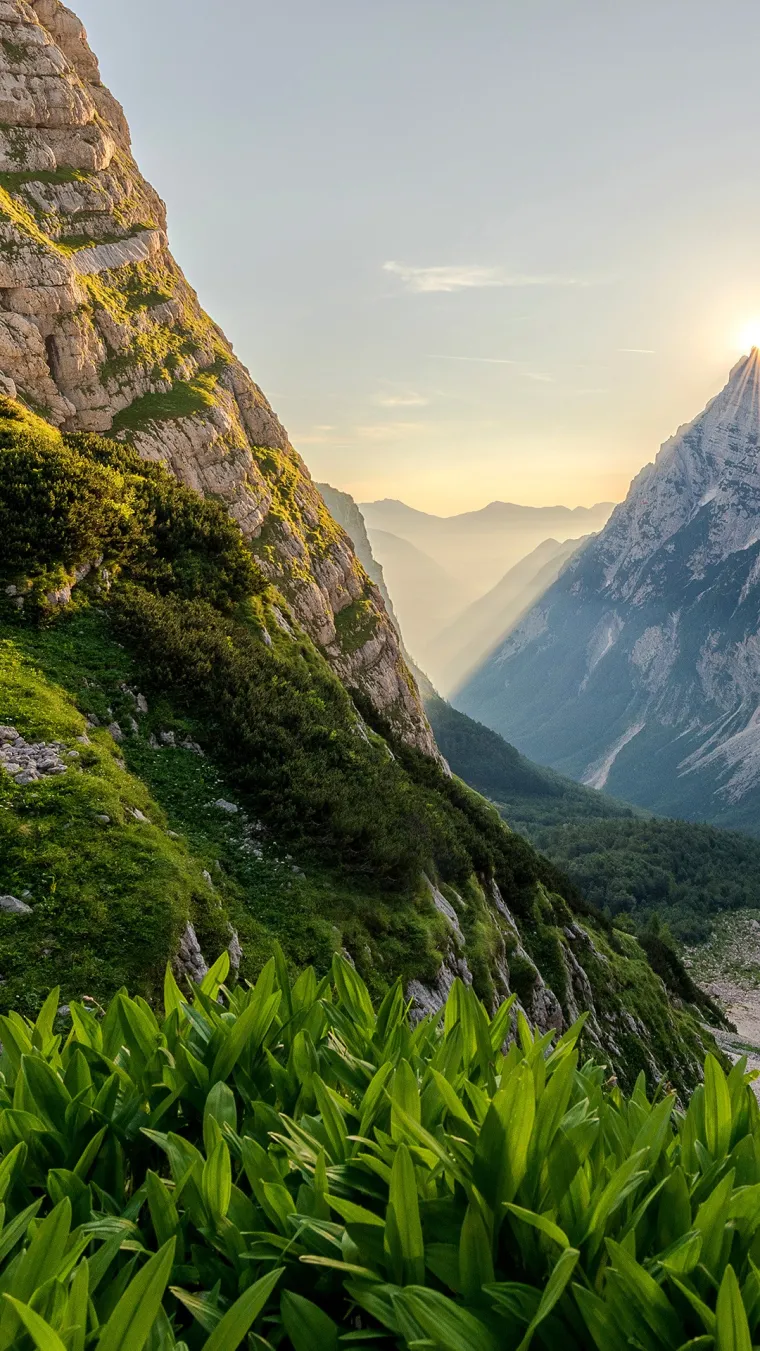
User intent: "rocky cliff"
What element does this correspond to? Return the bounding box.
[458,349,760,831]
[0,0,435,754]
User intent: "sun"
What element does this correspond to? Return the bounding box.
[737,318,760,353]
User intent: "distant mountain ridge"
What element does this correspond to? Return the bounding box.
[457,348,760,833]
[431,535,586,694]
[359,497,615,603]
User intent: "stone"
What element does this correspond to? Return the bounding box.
[95,814,110,824]
[228,927,242,974]
[0,894,32,915]
[214,799,238,814]
[135,694,148,714]
[173,921,208,986]
[130,808,148,823]
[0,0,437,759]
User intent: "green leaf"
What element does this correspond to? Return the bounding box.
[67,1258,90,1351]
[163,963,186,1017]
[716,1265,751,1351]
[459,1202,494,1300]
[515,1247,579,1351]
[200,1267,283,1351]
[505,1203,570,1250]
[2,1297,66,1351]
[11,1196,71,1304]
[202,1139,231,1221]
[210,991,280,1084]
[390,1060,420,1142]
[97,1238,176,1351]
[473,1061,535,1213]
[398,1288,498,1351]
[605,1238,682,1346]
[704,1055,732,1159]
[385,1142,425,1285]
[281,1291,339,1351]
[200,950,230,999]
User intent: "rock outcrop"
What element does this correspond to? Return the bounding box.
[0,0,435,754]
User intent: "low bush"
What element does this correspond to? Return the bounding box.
[0,954,756,1349]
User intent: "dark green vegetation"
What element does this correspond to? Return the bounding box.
[528,817,760,945]
[0,398,721,1092]
[429,692,760,945]
[0,956,756,1350]
[425,690,634,832]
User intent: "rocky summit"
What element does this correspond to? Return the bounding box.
[0,0,435,754]
[458,348,760,832]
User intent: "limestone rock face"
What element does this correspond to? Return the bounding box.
[0,0,435,755]
[459,349,760,825]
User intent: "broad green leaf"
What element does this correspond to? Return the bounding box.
[704,1055,732,1160]
[202,1139,232,1221]
[459,1202,494,1299]
[2,1297,66,1351]
[280,1291,339,1351]
[385,1142,424,1285]
[97,1238,175,1351]
[716,1265,751,1351]
[516,1247,579,1351]
[199,950,230,999]
[505,1203,570,1250]
[200,1267,283,1351]
[398,1287,498,1351]
[210,991,280,1084]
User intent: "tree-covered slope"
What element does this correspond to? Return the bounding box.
[424,688,760,945]
[0,400,719,1093]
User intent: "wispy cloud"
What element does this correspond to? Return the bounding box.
[356,421,426,441]
[525,372,554,383]
[292,425,336,444]
[373,391,429,407]
[618,347,655,354]
[428,353,517,365]
[384,261,586,293]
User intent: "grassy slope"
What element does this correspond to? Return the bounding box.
[0,406,720,1093]
[1,609,449,1011]
[0,630,229,1016]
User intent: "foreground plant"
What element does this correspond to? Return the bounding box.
[0,951,755,1349]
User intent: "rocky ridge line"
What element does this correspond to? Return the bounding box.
[0,0,436,755]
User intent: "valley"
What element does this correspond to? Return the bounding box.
[0,2,758,1346]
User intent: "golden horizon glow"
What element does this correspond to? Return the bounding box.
[737,318,760,353]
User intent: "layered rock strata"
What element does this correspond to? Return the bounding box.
[0,0,435,753]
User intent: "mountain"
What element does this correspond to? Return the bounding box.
[429,535,585,694]
[360,497,615,597]
[457,349,760,832]
[366,528,471,664]
[316,482,400,632]
[319,484,760,958]
[0,2,724,1093]
[0,0,435,756]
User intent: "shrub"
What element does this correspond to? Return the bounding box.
[0,955,755,1349]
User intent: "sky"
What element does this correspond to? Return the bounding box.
[75,0,760,513]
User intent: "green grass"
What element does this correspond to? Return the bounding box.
[0,168,90,190]
[0,636,229,1015]
[110,372,221,434]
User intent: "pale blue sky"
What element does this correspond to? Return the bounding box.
[77,0,760,511]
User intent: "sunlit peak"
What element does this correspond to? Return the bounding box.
[737,318,760,354]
